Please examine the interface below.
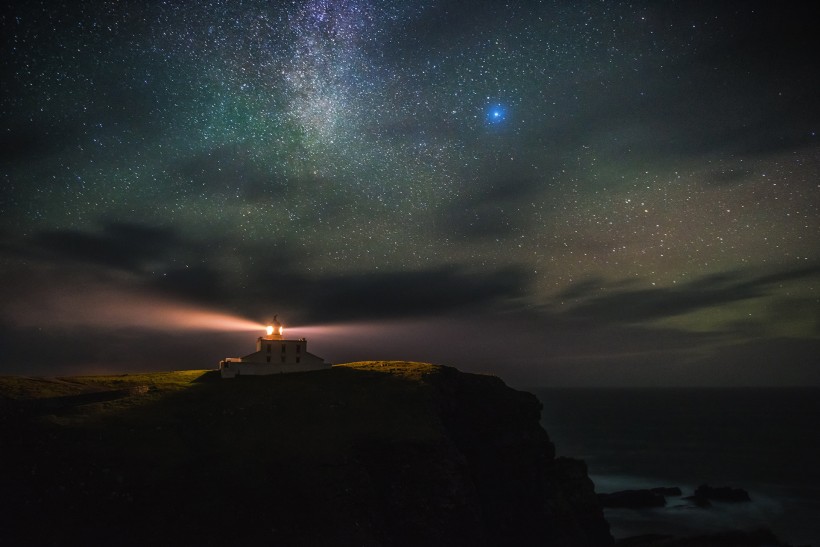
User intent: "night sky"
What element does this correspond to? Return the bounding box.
[2,1,818,386]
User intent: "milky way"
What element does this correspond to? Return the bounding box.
[1,1,819,384]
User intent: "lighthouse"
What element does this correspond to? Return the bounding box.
[218,315,330,378]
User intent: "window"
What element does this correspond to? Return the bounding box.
[296,357,300,364]
[296,344,301,353]
[266,356,271,363]
[281,344,286,353]
[267,344,271,353]
[281,355,285,363]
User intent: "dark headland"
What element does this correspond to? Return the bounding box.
[0,363,796,546]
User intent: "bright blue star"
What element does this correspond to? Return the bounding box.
[486,104,507,124]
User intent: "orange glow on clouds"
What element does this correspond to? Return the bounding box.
[4,283,264,332]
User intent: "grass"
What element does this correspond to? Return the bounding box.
[0,375,97,400]
[65,369,210,389]
[338,360,443,381]
[0,369,216,428]
[0,363,450,426]
[0,362,448,435]
[0,369,209,401]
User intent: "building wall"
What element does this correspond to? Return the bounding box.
[251,338,313,365]
[219,353,328,378]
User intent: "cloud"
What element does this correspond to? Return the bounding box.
[1,224,262,333]
[0,265,261,334]
[557,265,820,325]
[13,219,819,337]
[554,278,605,301]
[32,221,178,271]
[3,227,817,385]
[229,265,533,324]
[300,265,530,321]
[4,222,532,332]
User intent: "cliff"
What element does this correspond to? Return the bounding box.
[0,362,612,546]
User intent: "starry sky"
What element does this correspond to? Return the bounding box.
[1,0,818,386]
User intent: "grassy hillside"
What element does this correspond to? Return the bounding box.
[0,362,610,547]
[1,362,442,432]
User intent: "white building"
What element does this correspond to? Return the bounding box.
[219,316,330,378]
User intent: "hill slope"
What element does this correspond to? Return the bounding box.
[0,362,612,546]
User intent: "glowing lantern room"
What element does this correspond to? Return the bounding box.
[264,315,284,340]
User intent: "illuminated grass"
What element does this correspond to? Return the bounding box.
[0,370,211,401]
[1,363,492,444]
[65,369,211,390]
[336,361,443,381]
[0,362,447,436]
[0,376,93,400]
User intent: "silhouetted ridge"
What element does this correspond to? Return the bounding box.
[0,362,612,546]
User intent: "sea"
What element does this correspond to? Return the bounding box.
[534,388,820,546]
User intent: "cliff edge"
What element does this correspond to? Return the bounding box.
[0,362,612,546]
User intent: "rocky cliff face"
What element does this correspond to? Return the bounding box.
[425,365,612,546]
[0,362,612,546]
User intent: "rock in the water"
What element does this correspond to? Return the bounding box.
[598,489,667,508]
[649,487,682,497]
[683,494,713,508]
[694,484,751,503]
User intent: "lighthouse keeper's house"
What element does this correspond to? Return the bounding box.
[219,317,329,378]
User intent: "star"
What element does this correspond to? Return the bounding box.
[486,104,507,124]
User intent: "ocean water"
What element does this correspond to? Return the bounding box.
[534,388,820,546]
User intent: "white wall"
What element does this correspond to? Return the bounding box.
[219,352,328,378]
